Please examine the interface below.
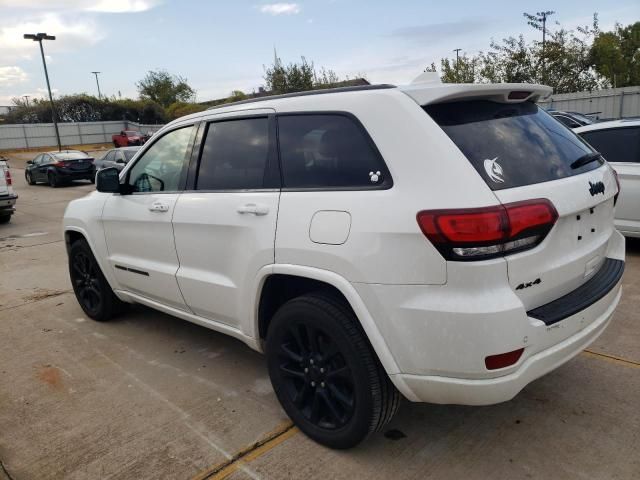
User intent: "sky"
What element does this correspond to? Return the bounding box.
[0,0,639,106]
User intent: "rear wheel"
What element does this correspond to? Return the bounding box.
[266,292,400,449]
[69,238,124,321]
[48,172,59,188]
[0,215,11,224]
[25,170,36,185]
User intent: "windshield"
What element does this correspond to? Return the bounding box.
[569,112,594,125]
[424,100,603,190]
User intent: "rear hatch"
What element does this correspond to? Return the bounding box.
[422,96,618,311]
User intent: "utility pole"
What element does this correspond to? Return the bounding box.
[23,95,30,107]
[91,71,102,99]
[453,48,462,82]
[24,32,61,151]
[525,11,555,84]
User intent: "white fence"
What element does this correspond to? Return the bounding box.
[538,86,640,120]
[0,121,164,150]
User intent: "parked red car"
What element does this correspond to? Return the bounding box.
[112,130,149,147]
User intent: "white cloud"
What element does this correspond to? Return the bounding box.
[0,66,28,87]
[260,3,300,15]
[0,0,161,12]
[0,13,101,63]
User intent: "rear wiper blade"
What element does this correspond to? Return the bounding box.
[571,152,603,169]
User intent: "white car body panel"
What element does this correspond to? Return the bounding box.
[576,120,640,237]
[64,82,625,406]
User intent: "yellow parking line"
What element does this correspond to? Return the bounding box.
[192,422,298,480]
[582,349,640,369]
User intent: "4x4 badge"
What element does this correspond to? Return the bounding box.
[483,157,505,183]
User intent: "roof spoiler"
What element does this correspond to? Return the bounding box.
[400,83,553,106]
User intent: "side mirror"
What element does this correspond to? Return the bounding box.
[96,167,121,193]
[26,160,33,165]
[116,159,125,164]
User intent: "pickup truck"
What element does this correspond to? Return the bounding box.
[0,157,17,223]
[112,130,149,148]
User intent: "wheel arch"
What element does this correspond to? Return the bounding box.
[253,265,401,376]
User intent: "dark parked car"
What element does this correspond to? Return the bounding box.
[94,146,140,171]
[25,150,95,188]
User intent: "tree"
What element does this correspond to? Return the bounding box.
[441,55,478,83]
[136,70,195,107]
[264,55,348,94]
[590,22,640,87]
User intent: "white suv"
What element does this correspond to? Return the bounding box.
[575,119,640,237]
[64,82,625,448]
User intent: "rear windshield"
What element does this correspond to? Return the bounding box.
[424,100,602,190]
[53,152,88,160]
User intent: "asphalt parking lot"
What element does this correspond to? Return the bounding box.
[0,150,639,480]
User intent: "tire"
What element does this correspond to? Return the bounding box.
[69,238,124,321]
[113,141,119,148]
[25,171,36,185]
[48,172,59,188]
[266,292,400,449]
[0,215,11,224]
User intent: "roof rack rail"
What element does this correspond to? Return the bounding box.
[207,84,396,110]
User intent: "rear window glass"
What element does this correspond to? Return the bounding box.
[277,114,390,189]
[425,101,601,190]
[580,127,640,163]
[53,152,89,160]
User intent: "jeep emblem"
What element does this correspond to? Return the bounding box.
[589,181,605,196]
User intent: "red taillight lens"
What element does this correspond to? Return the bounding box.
[485,348,524,370]
[508,91,531,100]
[4,169,11,186]
[417,199,558,261]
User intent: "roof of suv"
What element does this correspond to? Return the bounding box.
[168,82,553,129]
[575,118,640,134]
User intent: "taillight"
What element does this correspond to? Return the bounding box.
[4,169,11,186]
[485,348,524,370]
[417,199,558,261]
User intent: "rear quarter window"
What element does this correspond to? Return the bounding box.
[277,114,391,189]
[580,127,640,164]
[425,100,601,190]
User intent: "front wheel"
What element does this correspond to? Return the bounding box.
[69,239,124,321]
[266,293,400,449]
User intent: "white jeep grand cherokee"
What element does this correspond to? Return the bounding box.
[64,81,625,449]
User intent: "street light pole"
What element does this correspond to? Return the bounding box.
[91,71,102,99]
[453,48,462,82]
[24,33,61,152]
[23,95,30,107]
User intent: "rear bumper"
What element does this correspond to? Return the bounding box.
[0,193,17,214]
[55,167,95,180]
[391,282,621,405]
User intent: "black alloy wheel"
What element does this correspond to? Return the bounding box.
[68,239,124,321]
[25,170,36,185]
[266,293,400,449]
[48,172,59,188]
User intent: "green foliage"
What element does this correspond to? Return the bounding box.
[436,12,614,93]
[136,70,195,107]
[166,101,207,120]
[264,56,346,94]
[3,95,167,124]
[590,22,640,87]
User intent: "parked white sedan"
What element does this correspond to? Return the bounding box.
[576,119,640,237]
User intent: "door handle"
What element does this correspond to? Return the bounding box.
[237,203,269,216]
[148,201,170,212]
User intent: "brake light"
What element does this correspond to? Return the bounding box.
[417,199,558,261]
[4,168,11,186]
[485,348,524,370]
[508,91,531,100]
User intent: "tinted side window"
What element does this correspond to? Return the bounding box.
[277,114,390,189]
[196,118,269,190]
[103,151,115,162]
[127,125,195,192]
[580,127,640,163]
